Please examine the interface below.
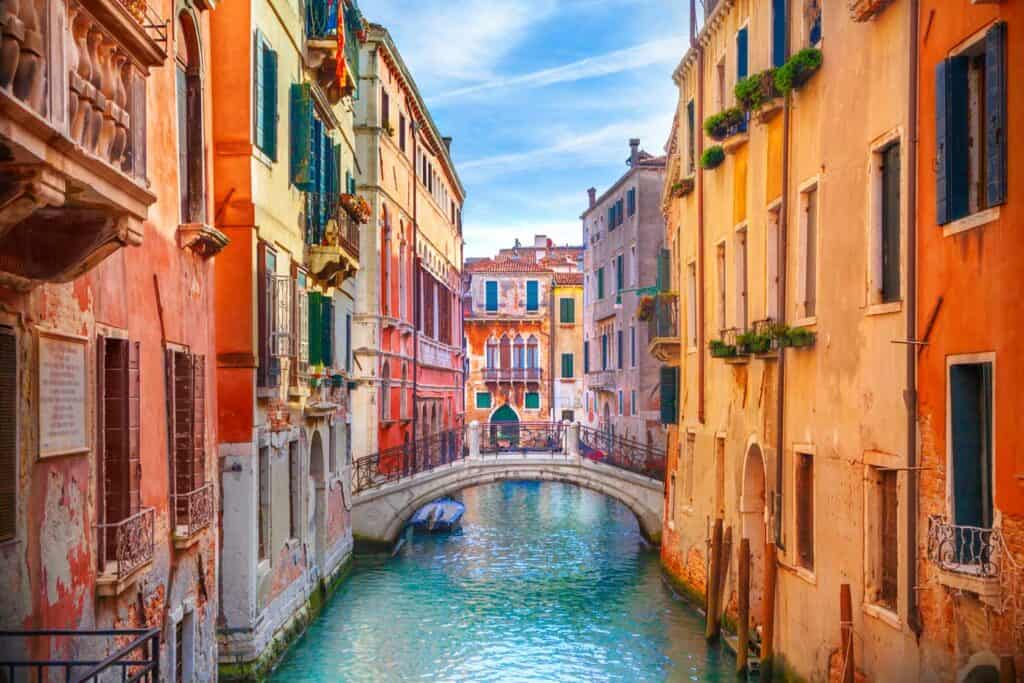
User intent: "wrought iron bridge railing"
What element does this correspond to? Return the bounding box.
[96,507,155,580]
[0,627,160,683]
[173,481,214,538]
[480,422,564,454]
[926,515,1003,579]
[578,426,666,482]
[353,428,466,494]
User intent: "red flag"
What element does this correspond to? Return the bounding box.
[336,1,347,87]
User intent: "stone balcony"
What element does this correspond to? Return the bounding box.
[304,0,361,103]
[305,192,361,286]
[0,0,167,290]
[646,293,680,366]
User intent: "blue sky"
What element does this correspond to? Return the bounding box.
[364,0,689,257]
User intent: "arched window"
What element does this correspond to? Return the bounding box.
[485,336,498,368]
[513,334,525,369]
[398,237,407,320]
[499,334,511,369]
[381,206,391,316]
[381,361,391,420]
[400,364,407,419]
[526,335,539,369]
[176,10,205,223]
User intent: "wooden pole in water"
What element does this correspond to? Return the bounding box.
[736,538,750,677]
[761,541,777,683]
[999,656,1016,683]
[840,583,854,683]
[718,525,733,616]
[705,518,723,641]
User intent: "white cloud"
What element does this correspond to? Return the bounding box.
[429,35,685,103]
[463,220,583,258]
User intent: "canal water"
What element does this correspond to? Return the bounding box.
[272,481,733,682]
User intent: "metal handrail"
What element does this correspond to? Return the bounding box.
[173,481,214,538]
[96,507,155,580]
[353,428,466,494]
[578,426,666,482]
[0,627,160,683]
[479,421,563,454]
[926,515,1003,579]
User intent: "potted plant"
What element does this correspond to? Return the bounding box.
[786,326,816,348]
[737,330,772,355]
[703,106,747,141]
[340,192,371,224]
[701,145,725,170]
[775,48,823,94]
[636,295,655,322]
[735,69,781,111]
[709,339,738,358]
[671,177,695,197]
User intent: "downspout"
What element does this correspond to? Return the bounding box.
[411,121,419,447]
[906,0,921,637]
[696,43,706,425]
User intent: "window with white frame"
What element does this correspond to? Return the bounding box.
[798,183,818,319]
[716,242,727,333]
[686,261,697,348]
[735,226,748,331]
[870,139,902,305]
[766,204,780,321]
[866,466,898,611]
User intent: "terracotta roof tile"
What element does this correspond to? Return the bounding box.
[553,272,584,286]
[466,258,553,274]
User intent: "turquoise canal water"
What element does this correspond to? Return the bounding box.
[271,481,733,682]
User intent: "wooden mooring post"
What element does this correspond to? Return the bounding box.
[761,541,777,683]
[840,583,854,683]
[999,655,1016,683]
[705,518,724,642]
[736,538,750,677]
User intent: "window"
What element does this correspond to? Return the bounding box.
[630,390,636,416]
[867,467,899,610]
[253,32,278,159]
[526,336,539,369]
[97,337,141,568]
[805,0,821,46]
[871,141,902,304]
[716,242,727,332]
[499,335,511,369]
[630,326,636,367]
[798,185,818,319]
[617,330,623,369]
[615,254,624,303]
[766,205,780,320]
[513,335,525,369]
[583,340,590,374]
[381,361,391,420]
[307,292,333,367]
[686,99,696,174]
[559,297,575,323]
[772,0,786,67]
[936,24,1006,225]
[735,227,748,331]
[177,12,205,223]
[684,432,696,504]
[659,367,678,425]
[476,392,491,409]
[526,280,539,312]
[166,350,206,530]
[631,245,638,285]
[618,390,623,416]
[0,328,13,541]
[525,392,540,410]
[601,334,608,370]
[616,199,624,226]
[381,87,390,129]
[288,441,300,540]
[597,267,605,300]
[561,353,574,379]
[258,446,269,561]
[486,337,498,368]
[686,262,697,348]
[485,280,498,312]
[737,26,749,83]
[627,188,636,216]
[257,244,280,388]
[796,452,815,571]
[400,365,408,420]
[949,361,994,536]
[716,57,726,111]
[399,113,406,151]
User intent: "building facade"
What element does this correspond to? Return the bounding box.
[660,0,921,680]
[916,1,1023,678]
[351,24,465,460]
[581,140,668,449]
[552,272,585,424]
[211,0,363,677]
[0,0,221,678]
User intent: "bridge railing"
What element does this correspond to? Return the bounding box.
[353,428,467,494]
[479,421,564,454]
[578,426,666,482]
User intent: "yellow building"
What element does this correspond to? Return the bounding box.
[659,1,917,680]
[552,272,585,423]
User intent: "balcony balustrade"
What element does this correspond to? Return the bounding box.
[304,0,362,102]
[481,366,541,383]
[95,506,154,595]
[645,293,680,366]
[419,336,458,370]
[0,0,167,289]
[926,515,1004,580]
[305,191,361,286]
[173,481,214,547]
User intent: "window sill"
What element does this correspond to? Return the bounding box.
[791,315,817,328]
[780,559,817,586]
[722,131,749,154]
[934,565,1001,601]
[96,559,152,598]
[865,301,902,317]
[724,355,750,365]
[943,206,1000,237]
[559,378,576,383]
[862,602,901,631]
[253,147,274,169]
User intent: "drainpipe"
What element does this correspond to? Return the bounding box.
[905,0,922,637]
[696,43,706,425]
[412,121,419,448]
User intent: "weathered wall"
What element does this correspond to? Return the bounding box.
[552,283,584,421]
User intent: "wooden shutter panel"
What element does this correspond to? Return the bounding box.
[253,32,264,152]
[985,22,1006,207]
[176,69,189,220]
[290,83,313,189]
[308,291,322,366]
[322,297,334,367]
[192,355,206,487]
[0,329,16,541]
[186,73,206,223]
[936,57,970,225]
[771,0,786,67]
[128,69,147,179]
[173,352,195,503]
[659,366,677,425]
[264,47,278,160]
[737,27,748,79]
[128,342,140,514]
[257,242,270,387]
[657,248,671,291]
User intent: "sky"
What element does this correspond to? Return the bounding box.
[363,0,690,258]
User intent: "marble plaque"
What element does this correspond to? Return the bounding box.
[39,333,87,457]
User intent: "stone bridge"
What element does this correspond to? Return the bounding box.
[351,422,666,546]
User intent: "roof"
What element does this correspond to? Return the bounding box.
[466,258,554,274]
[553,272,584,286]
[581,149,667,219]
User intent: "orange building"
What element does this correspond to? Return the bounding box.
[0,0,221,678]
[916,1,1024,677]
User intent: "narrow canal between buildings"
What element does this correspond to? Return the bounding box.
[271,481,733,682]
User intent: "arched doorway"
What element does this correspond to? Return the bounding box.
[489,404,519,448]
[741,443,767,631]
[602,402,612,437]
[309,430,326,573]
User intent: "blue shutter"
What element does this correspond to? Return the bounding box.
[617,330,623,369]
[290,84,313,189]
[526,280,538,311]
[263,47,278,160]
[936,57,969,225]
[737,27,749,79]
[485,281,498,311]
[771,0,786,68]
[985,22,1006,207]
[660,367,678,425]
[950,364,993,540]
[809,7,821,45]
[321,297,334,366]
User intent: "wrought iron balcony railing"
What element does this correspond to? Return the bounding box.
[306,192,361,285]
[646,294,678,340]
[926,515,1003,579]
[173,481,214,540]
[96,506,155,581]
[578,426,666,482]
[0,627,161,683]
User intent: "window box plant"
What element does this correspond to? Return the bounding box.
[737,330,773,355]
[771,324,816,348]
[671,177,695,198]
[701,145,725,170]
[703,107,747,141]
[775,48,823,94]
[339,192,371,224]
[735,69,782,113]
[709,339,738,358]
[637,295,655,322]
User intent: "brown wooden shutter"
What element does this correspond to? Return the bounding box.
[192,355,206,487]
[0,328,17,541]
[174,352,195,503]
[96,336,107,566]
[257,242,270,387]
[127,341,141,514]
[103,340,128,529]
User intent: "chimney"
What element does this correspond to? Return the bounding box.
[629,138,640,167]
[587,187,596,208]
[442,136,452,152]
[534,235,547,249]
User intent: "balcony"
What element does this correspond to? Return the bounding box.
[587,369,616,392]
[0,0,167,290]
[172,482,214,549]
[926,515,1005,600]
[481,367,542,384]
[0,628,161,682]
[305,0,363,102]
[305,192,361,286]
[420,336,459,370]
[643,293,680,366]
[95,506,155,596]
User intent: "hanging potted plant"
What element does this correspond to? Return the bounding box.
[775,48,823,94]
[701,145,725,170]
[703,107,747,141]
[340,193,371,224]
[737,330,772,355]
[636,295,655,322]
[709,338,738,358]
[786,326,816,348]
[671,177,695,197]
[735,69,781,112]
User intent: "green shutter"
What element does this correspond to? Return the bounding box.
[290,84,313,189]
[597,268,605,299]
[476,392,491,409]
[660,366,678,425]
[485,281,498,311]
[525,392,540,410]
[560,298,575,323]
[561,353,573,378]
[253,33,264,151]
[308,291,322,366]
[263,47,278,160]
[657,248,671,291]
[321,297,333,367]
[332,144,342,196]
[526,280,538,311]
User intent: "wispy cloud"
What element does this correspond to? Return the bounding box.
[428,36,684,104]
[463,220,583,258]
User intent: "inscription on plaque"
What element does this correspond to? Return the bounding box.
[39,333,87,457]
